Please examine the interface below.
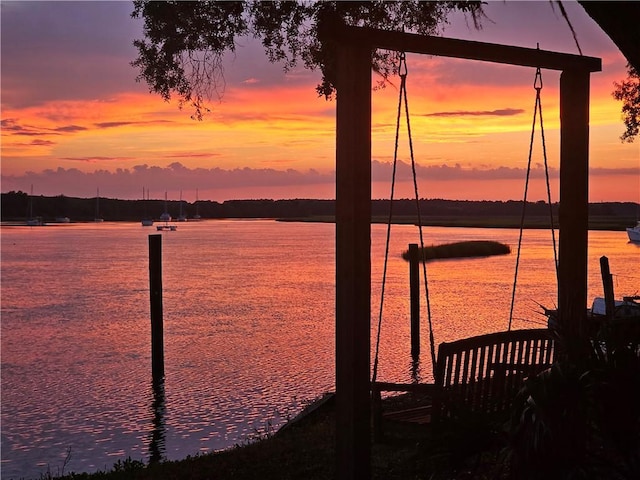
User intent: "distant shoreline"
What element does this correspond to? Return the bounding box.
[277,215,632,231]
[2,192,636,231]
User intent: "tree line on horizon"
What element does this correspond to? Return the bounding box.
[1,191,637,226]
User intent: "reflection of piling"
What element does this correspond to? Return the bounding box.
[149,234,164,382]
[149,380,166,464]
[410,357,421,384]
[409,243,420,357]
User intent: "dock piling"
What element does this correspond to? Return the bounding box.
[149,234,164,382]
[409,243,420,357]
[599,256,615,320]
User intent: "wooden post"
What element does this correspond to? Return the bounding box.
[600,256,615,320]
[409,243,420,357]
[558,69,591,342]
[149,234,164,383]
[335,42,372,480]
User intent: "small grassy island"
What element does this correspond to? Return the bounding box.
[401,240,511,262]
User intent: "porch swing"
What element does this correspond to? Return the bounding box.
[371,52,558,433]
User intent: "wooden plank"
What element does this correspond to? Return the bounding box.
[461,348,471,385]
[476,344,488,412]
[335,26,601,72]
[503,341,519,410]
[469,347,481,409]
[524,337,533,365]
[453,351,462,385]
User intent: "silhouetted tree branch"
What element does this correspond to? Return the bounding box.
[132,1,639,142]
[131,0,484,119]
[613,64,640,143]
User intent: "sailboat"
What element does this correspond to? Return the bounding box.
[193,188,202,220]
[177,189,187,222]
[141,187,154,226]
[26,185,44,226]
[94,188,104,222]
[159,191,171,222]
[157,191,177,231]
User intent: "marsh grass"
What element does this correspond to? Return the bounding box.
[401,240,511,262]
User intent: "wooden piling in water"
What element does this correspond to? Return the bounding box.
[149,234,164,382]
[409,243,420,357]
[600,256,615,320]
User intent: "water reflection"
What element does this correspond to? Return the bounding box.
[148,380,166,464]
[1,223,637,479]
[410,357,421,384]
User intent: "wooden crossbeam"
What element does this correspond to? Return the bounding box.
[334,25,602,72]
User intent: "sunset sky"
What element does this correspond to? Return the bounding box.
[1,1,638,203]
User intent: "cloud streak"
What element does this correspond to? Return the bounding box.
[423,108,525,117]
[16,139,56,147]
[55,125,88,133]
[59,156,134,164]
[93,120,174,129]
[1,118,48,136]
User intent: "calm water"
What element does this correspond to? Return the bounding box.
[1,220,638,479]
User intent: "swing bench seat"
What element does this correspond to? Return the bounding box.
[372,328,555,436]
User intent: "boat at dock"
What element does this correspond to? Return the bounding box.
[26,217,44,226]
[141,187,154,226]
[94,188,104,222]
[156,191,177,231]
[177,189,187,222]
[545,295,640,331]
[544,256,640,329]
[627,221,640,243]
[159,191,171,222]
[193,188,202,220]
[590,296,640,318]
[26,185,44,226]
[156,224,177,231]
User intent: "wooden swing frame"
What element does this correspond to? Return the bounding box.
[332,25,601,480]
